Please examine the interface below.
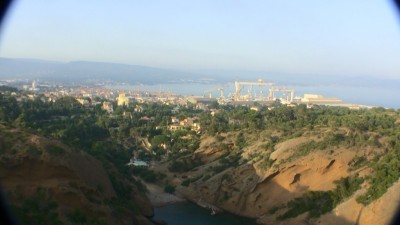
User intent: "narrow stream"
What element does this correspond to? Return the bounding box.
[153,202,258,225]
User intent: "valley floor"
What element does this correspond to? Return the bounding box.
[143,180,186,207]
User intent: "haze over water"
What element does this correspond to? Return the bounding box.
[2,1,400,110]
[108,83,400,109]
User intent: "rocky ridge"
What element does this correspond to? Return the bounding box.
[154,130,400,225]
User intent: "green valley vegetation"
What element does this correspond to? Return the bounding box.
[1,86,400,223]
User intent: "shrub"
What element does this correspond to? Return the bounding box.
[202,174,211,182]
[164,184,175,193]
[278,191,334,219]
[67,209,87,224]
[67,209,107,225]
[258,153,275,170]
[278,175,363,220]
[268,206,280,214]
[47,145,65,156]
[25,145,42,156]
[181,174,204,187]
[133,168,158,183]
[109,175,132,199]
[215,135,225,142]
[222,191,231,201]
[348,156,367,171]
[286,140,319,162]
[181,179,191,187]
[11,188,62,225]
[356,151,400,205]
[168,157,203,173]
[68,182,79,189]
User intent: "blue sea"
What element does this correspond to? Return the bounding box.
[108,83,400,109]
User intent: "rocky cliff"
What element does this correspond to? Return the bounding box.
[156,129,400,225]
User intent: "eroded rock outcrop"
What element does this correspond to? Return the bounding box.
[157,132,399,225]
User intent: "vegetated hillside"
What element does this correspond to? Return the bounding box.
[1,86,399,224]
[157,106,400,225]
[0,88,155,225]
[0,124,153,225]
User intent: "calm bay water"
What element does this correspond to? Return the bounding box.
[108,83,400,109]
[153,202,258,225]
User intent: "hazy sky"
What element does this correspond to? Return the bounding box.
[1,0,400,79]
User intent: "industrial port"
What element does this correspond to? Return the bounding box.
[6,78,373,110]
[204,79,371,109]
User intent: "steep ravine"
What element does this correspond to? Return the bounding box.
[155,134,400,225]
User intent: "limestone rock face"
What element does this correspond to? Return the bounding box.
[316,179,400,225]
[156,133,400,225]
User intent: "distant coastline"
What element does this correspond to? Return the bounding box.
[106,83,400,109]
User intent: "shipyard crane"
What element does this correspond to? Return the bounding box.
[269,86,295,102]
[204,86,226,99]
[234,79,274,101]
[217,87,224,99]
